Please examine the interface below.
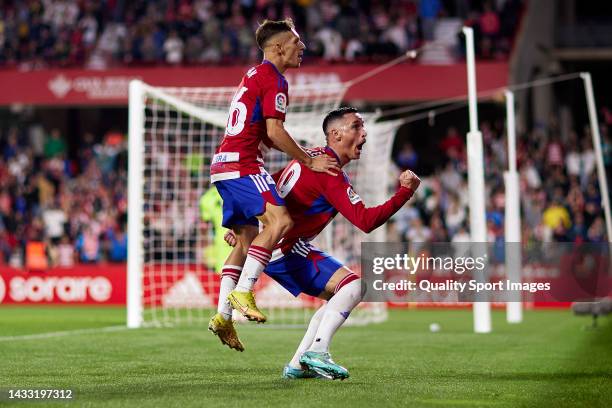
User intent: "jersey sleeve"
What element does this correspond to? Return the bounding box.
[322,173,415,233]
[260,73,288,121]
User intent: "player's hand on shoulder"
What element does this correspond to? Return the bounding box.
[224,230,237,247]
[307,155,340,176]
[399,169,421,191]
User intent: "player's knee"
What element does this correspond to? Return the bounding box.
[333,274,362,303]
[352,279,364,303]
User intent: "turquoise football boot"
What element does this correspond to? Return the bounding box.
[282,364,318,379]
[299,351,349,380]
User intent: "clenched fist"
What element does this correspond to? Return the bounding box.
[399,169,421,192]
[224,230,237,247]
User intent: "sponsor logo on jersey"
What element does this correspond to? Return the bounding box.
[347,186,361,204]
[275,93,287,113]
[212,152,239,164]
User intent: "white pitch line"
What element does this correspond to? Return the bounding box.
[0,325,128,342]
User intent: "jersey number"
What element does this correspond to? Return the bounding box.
[277,162,301,198]
[226,87,248,136]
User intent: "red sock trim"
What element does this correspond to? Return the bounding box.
[249,245,271,257]
[221,266,242,283]
[334,273,360,294]
[247,245,272,266]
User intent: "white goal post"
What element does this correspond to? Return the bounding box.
[127,79,400,328]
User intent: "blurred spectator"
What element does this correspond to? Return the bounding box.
[76,224,101,263]
[587,217,605,242]
[44,128,67,158]
[395,142,419,170]
[382,17,410,54]
[106,224,127,262]
[570,212,587,243]
[315,24,342,61]
[393,204,421,240]
[42,199,66,243]
[452,224,470,243]
[439,127,464,163]
[406,217,431,246]
[419,0,441,41]
[521,159,542,190]
[25,240,47,270]
[479,1,500,58]
[56,235,75,267]
[164,29,184,64]
[544,135,564,168]
[444,193,465,236]
[3,127,20,160]
[0,228,17,263]
[543,199,571,233]
[579,137,595,187]
[565,142,581,179]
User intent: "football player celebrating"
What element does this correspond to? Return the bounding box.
[217,107,420,380]
[209,18,339,338]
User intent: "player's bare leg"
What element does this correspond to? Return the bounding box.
[209,225,258,351]
[295,267,361,380]
[228,203,294,323]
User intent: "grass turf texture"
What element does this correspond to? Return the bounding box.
[0,307,610,407]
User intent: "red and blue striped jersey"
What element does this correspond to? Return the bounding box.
[211,60,289,183]
[272,146,415,255]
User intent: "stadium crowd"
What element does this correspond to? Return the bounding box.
[0,0,522,68]
[0,122,128,268]
[390,119,612,249]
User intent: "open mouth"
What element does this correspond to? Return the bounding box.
[356,141,366,151]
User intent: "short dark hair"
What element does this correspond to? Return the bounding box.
[322,106,359,137]
[255,18,295,50]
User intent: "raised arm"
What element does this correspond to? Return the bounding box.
[323,170,421,233]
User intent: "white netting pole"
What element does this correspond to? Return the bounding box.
[580,72,612,242]
[127,80,145,329]
[503,90,523,324]
[463,26,492,334]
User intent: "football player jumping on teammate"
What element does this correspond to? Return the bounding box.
[208,18,339,344]
[219,107,421,380]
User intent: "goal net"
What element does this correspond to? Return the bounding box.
[127,80,399,328]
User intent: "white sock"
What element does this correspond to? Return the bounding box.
[309,278,362,353]
[235,245,271,292]
[289,305,327,369]
[217,265,241,320]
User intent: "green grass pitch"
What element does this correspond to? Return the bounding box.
[1,307,610,407]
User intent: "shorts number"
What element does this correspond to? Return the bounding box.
[226,87,248,136]
[277,162,301,198]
